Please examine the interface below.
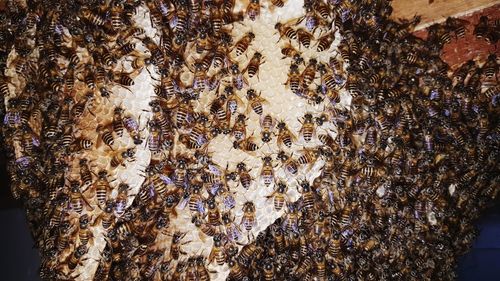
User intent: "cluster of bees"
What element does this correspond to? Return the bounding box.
[0,0,498,280]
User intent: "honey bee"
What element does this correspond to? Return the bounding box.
[276,150,299,176]
[232,114,248,141]
[246,0,261,21]
[222,212,242,242]
[296,28,313,49]
[281,42,302,63]
[122,114,143,144]
[286,63,302,95]
[68,180,92,214]
[299,113,316,142]
[78,214,93,246]
[67,245,88,270]
[266,181,288,211]
[93,170,112,209]
[276,120,296,148]
[209,234,227,265]
[297,147,321,170]
[245,51,265,78]
[169,232,189,260]
[233,136,260,153]
[241,201,257,231]
[96,124,115,150]
[260,114,275,143]
[234,32,255,56]
[301,58,317,89]
[246,89,267,115]
[298,180,315,210]
[275,21,297,41]
[110,147,136,168]
[260,155,275,187]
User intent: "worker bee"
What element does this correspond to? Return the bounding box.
[241,201,257,231]
[266,181,288,211]
[260,114,275,143]
[245,51,265,78]
[246,0,261,21]
[232,114,248,141]
[110,147,136,168]
[299,113,316,142]
[286,63,302,95]
[169,232,189,260]
[222,212,242,242]
[96,124,115,150]
[233,136,260,153]
[276,150,299,176]
[122,114,143,144]
[301,58,317,89]
[260,155,275,187]
[236,161,253,190]
[230,63,249,90]
[234,32,255,56]
[296,28,313,49]
[276,120,296,148]
[246,89,267,115]
[275,22,297,41]
[67,245,88,270]
[209,234,226,265]
[93,170,112,209]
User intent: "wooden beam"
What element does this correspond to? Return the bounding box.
[391,0,500,30]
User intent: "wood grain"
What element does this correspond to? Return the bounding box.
[391,0,500,29]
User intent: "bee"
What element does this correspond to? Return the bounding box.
[296,28,313,49]
[227,257,250,279]
[78,159,93,187]
[260,114,275,143]
[94,201,115,229]
[245,52,265,78]
[234,32,255,56]
[301,58,317,89]
[191,61,209,91]
[78,214,93,246]
[241,201,256,231]
[170,232,189,260]
[260,155,275,187]
[246,89,267,115]
[444,17,468,38]
[236,162,253,190]
[299,113,316,142]
[482,53,498,78]
[192,214,217,239]
[122,114,143,144]
[276,120,296,148]
[473,15,489,40]
[80,8,106,26]
[96,124,115,150]
[187,184,205,215]
[114,183,130,217]
[297,147,321,169]
[94,170,112,209]
[110,147,136,168]
[94,246,112,280]
[71,92,95,120]
[262,259,275,281]
[286,63,302,95]
[246,0,261,21]
[270,0,287,7]
[266,181,288,211]
[222,212,242,242]
[275,22,297,41]
[276,150,299,176]
[298,180,315,210]
[147,120,162,153]
[281,43,303,63]
[207,198,222,226]
[209,234,226,265]
[67,245,88,270]
[233,137,260,153]
[232,114,248,141]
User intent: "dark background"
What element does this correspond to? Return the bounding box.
[0,153,498,280]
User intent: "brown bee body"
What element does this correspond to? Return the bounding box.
[277,121,296,148]
[299,113,316,142]
[246,52,264,78]
[241,201,257,231]
[266,181,288,211]
[234,32,255,56]
[260,156,275,187]
[246,0,261,21]
[275,22,297,41]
